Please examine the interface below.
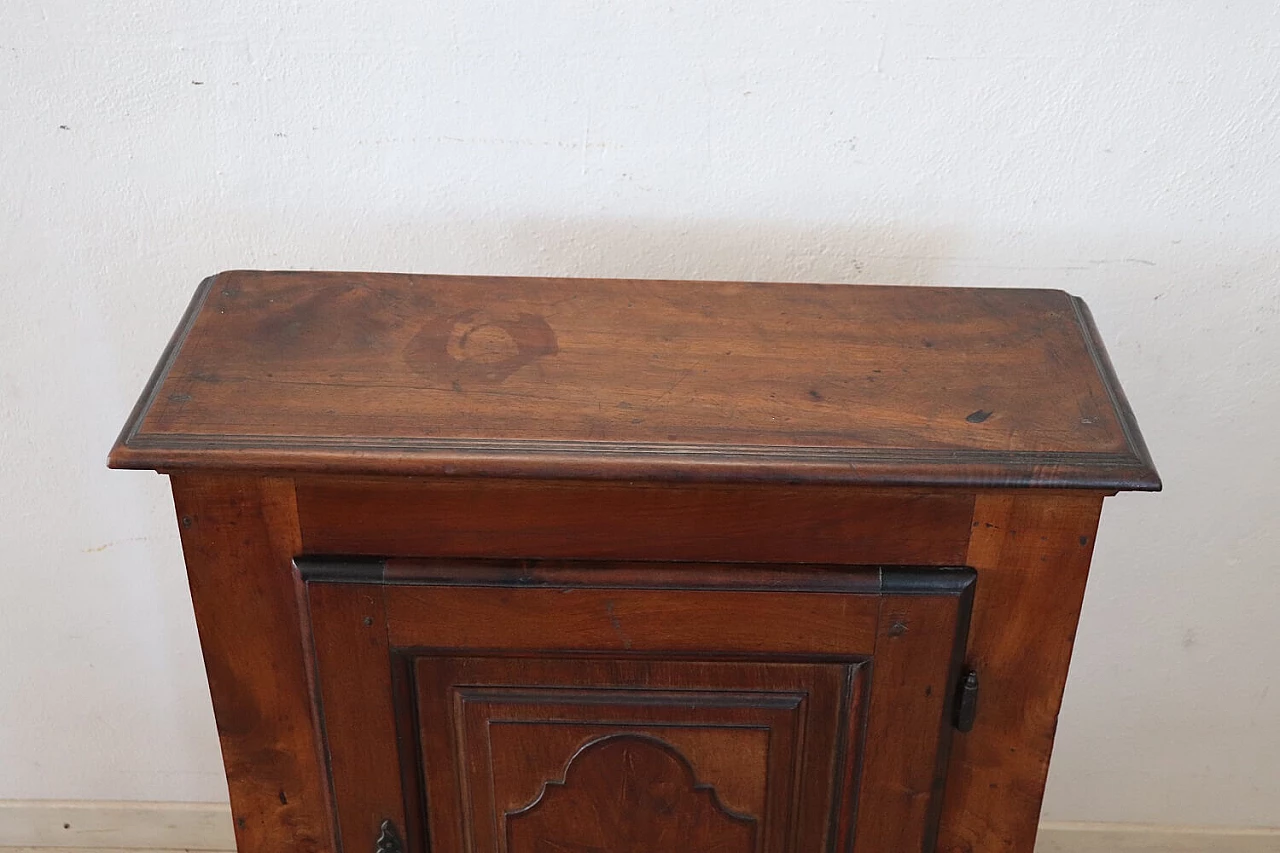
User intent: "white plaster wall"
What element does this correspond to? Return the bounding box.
[1,0,1277,828]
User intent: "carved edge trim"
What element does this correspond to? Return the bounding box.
[108,273,217,468]
[1069,295,1161,491]
[111,432,1158,490]
[119,432,1145,464]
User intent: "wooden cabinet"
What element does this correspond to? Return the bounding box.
[110,271,1158,853]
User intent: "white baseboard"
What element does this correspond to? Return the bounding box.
[0,802,234,851]
[1037,821,1280,852]
[0,801,1276,851]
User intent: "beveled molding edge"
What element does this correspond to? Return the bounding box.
[1068,295,1161,490]
[110,433,1161,491]
[1,801,1274,852]
[110,273,218,469]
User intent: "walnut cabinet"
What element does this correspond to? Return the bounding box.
[111,271,1159,853]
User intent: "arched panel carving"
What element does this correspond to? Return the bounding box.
[506,734,758,853]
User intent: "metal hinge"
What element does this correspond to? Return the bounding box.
[953,669,980,732]
[375,819,403,853]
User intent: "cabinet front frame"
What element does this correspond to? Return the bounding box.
[168,474,1104,853]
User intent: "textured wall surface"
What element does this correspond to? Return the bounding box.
[1,0,1277,828]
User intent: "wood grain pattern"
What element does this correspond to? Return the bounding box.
[302,564,973,853]
[305,581,404,853]
[505,735,758,853]
[935,493,1105,853]
[118,273,1158,853]
[412,655,853,853]
[295,477,975,566]
[385,585,881,656]
[168,475,333,853]
[110,271,1159,490]
[853,590,974,853]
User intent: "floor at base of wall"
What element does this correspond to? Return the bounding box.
[0,802,1276,852]
[1036,822,1280,852]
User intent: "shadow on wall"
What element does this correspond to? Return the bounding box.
[159,214,963,289]
[465,216,960,286]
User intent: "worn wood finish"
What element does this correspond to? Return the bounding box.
[302,564,973,853]
[295,477,975,565]
[385,585,882,656]
[111,271,1158,490]
[114,272,1159,853]
[305,582,402,853]
[936,493,1105,853]
[415,655,849,853]
[378,557,885,593]
[168,475,333,853]
[503,734,759,853]
[854,590,974,853]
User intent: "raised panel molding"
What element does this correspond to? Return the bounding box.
[413,656,865,853]
[453,684,806,822]
[506,734,757,853]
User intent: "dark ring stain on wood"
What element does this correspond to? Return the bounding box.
[405,308,558,388]
[108,271,1160,490]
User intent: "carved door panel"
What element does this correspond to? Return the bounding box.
[416,655,855,853]
[303,560,975,853]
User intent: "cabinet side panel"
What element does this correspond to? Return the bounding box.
[170,474,334,853]
[935,493,1104,853]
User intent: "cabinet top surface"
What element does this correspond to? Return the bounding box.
[109,270,1158,490]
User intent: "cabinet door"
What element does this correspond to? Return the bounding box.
[303,560,974,853]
